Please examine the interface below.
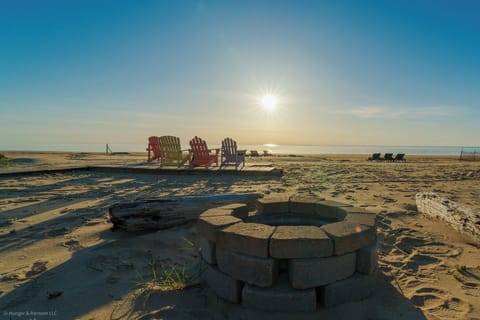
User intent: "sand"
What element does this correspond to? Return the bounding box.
[0,151,479,319]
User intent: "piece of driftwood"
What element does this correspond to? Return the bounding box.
[109,193,262,231]
[416,192,480,245]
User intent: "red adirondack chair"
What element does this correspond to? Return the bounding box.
[220,137,245,170]
[146,136,162,162]
[188,136,219,168]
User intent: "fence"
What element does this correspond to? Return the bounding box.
[459,147,480,161]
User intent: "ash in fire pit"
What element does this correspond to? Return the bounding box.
[197,195,378,312]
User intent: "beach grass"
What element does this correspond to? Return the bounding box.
[0,153,10,166]
[136,260,188,291]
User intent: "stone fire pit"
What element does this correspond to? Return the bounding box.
[197,195,377,312]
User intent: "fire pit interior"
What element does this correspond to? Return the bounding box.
[197,195,378,312]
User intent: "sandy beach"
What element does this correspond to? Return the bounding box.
[0,151,479,319]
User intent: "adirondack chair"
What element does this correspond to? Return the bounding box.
[367,153,382,161]
[220,137,245,170]
[393,153,406,162]
[188,136,219,168]
[159,135,190,167]
[146,136,162,162]
[250,150,260,157]
[384,153,394,162]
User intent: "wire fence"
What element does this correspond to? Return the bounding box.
[459,147,480,161]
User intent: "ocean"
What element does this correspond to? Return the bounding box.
[1,143,477,156]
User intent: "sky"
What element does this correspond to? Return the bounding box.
[1,0,480,150]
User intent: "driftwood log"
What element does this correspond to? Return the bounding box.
[109,193,262,231]
[416,192,480,245]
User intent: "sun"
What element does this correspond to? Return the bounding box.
[261,95,277,112]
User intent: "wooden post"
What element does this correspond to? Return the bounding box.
[106,144,113,155]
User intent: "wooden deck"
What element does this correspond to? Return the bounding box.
[0,163,283,178]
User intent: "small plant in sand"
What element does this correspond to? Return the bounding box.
[134,259,189,307]
[178,236,207,286]
[134,237,201,306]
[137,257,190,290]
[455,264,467,272]
[0,153,10,166]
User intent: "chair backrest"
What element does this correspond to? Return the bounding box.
[371,153,381,160]
[222,137,237,160]
[160,136,182,159]
[384,153,394,160]
[148,136,162,158]
[395,153,405,160]
[189,136,211,160]
[250,150,259,157]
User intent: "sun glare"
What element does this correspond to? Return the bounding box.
[261,95,277,112]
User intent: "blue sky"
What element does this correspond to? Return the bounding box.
[1,0,480,150]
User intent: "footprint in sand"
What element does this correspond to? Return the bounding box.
[409,287,472,319]
[428,297,472,319]
[410,292,444,309]
[394,234,430,253]
[404,253,441,273]
[62,239,83,251]
[45,227,71,237]
[416,243,463,257]
[393,232,462,258]
[25,261,48,278]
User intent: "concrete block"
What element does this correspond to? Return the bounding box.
[199,203,249,219]
[257,196,290,215]
[345,213,377,228]
[217,222,275,258]
[199,237,216,265]
[204,264,244,303]
[321,221,376,255]
[314,200,352,221]
[242,274,316,312]
[247,213,325,227]
[200,208,231,218]
[289,252,356,289]
[197,215,242,242]
[320,273,374,307]
[217,248,279,287]
[356,242,377,274]
[220,203,249,219]
[289,195,324,214]
[270,226,333,258]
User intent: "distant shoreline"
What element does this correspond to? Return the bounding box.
[0,150,459,162]
[1,144,476,156]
